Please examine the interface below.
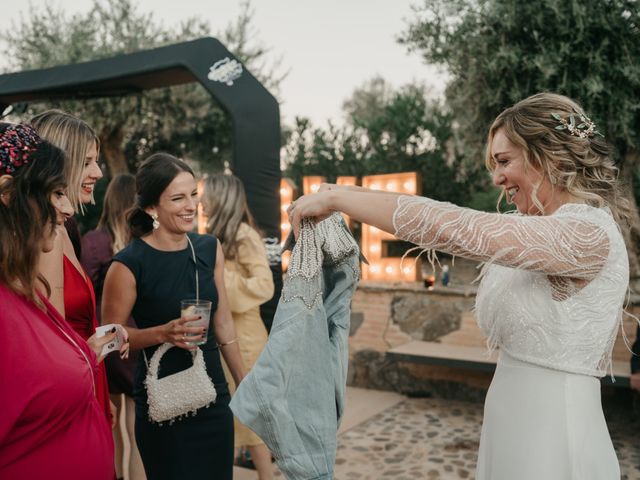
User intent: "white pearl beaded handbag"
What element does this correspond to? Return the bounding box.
[143,235,216,424]
[144,342,217,424]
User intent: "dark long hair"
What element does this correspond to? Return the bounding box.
[128,153,194,238]
[0,123,67,302]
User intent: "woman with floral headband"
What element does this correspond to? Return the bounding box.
[0,123,118,479]
[289,92,630,478]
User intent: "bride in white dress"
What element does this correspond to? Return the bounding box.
[288,92,631,479]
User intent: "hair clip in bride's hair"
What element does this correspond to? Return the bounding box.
[551,112,603,139]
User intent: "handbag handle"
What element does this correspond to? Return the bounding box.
[186,235,199,301]
[145,342,199,379]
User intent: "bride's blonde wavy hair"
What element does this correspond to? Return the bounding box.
[485,92,631,227]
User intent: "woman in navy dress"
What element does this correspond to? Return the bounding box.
[102,153,245,480]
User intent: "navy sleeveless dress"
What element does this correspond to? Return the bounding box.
[114,232,233,480]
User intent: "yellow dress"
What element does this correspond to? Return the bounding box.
[222,223,274,447]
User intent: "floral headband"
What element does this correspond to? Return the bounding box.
[551,112,603,139]
[0,124,43,175]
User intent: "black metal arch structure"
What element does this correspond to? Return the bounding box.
[0,37,281,239]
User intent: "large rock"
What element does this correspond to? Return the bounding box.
[391,294,474,341]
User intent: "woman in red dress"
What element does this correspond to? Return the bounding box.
[0,123,116,479]
[32,110,113,424]
[82,174,146,480]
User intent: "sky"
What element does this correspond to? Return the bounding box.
[1,0,447,127]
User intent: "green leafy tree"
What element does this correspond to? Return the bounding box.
[400,0,640,284]
[341,75,395,125]
[2,0,285,175]
[284,78,468,206]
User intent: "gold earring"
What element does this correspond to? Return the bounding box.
[152,213,160,230]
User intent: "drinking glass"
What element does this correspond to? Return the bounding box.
[180,299,212,346]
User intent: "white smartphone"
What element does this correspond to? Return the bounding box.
[95,324,125,357]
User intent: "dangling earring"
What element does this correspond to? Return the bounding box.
[151,213,160,230]
[549,176,557,185]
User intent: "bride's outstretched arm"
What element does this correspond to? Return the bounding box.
[289,186,402,238]
[290,187,610,279]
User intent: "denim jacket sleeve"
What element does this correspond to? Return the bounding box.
[230,214,361,480]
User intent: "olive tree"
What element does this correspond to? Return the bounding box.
[400,0,640,285]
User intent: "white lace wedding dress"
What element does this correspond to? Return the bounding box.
[393,197,628,480]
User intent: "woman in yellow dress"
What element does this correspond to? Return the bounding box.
[202,174,275,480]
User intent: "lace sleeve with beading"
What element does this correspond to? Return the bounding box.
[392,196,610,279]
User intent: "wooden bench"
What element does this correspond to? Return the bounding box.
[386,340,632,388]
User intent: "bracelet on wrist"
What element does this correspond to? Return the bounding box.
[217,337,239,348]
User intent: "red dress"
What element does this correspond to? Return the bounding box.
[63,255,112,422]
[0,284,114,479]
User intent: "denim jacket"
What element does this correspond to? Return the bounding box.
[230,214,361,480]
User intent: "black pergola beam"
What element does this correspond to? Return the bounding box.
[0,37,281,239]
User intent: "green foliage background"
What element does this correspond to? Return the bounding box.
[283,78,477,207]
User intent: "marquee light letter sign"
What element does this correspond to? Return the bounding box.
[278,173,419,280]
[335,176,357,229]
[279,178,297,270]
[302,176,326,195]
[197,179,207,234]
[361,172,420,281]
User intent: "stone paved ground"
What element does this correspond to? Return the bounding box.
[607,392,640,480]
[267,393,640,480]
